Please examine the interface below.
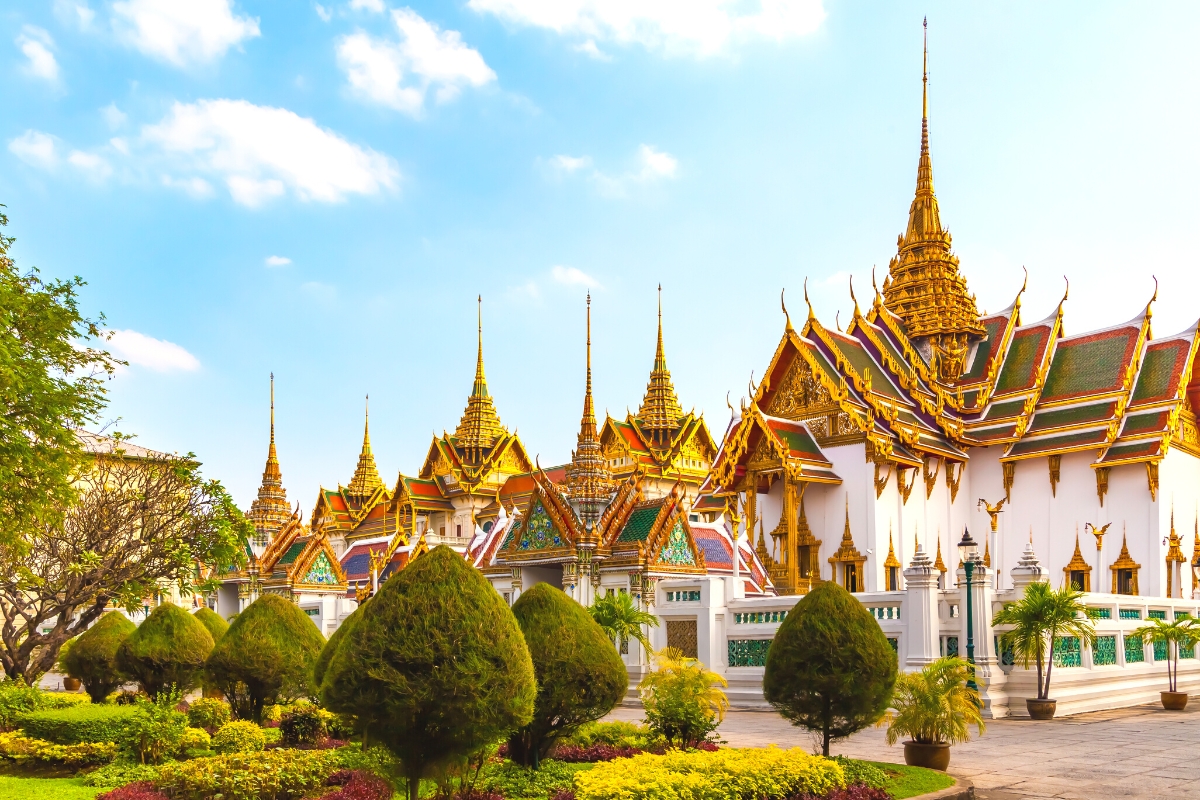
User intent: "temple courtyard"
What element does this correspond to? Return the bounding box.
[608,704,1200,799]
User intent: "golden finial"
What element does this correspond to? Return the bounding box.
[269,372,275,449]
[803,276,814,320]
[1061,275,1070,303]
[1020,265,1028,294]
[849,275,860,316]
[348,393,383,499]
[636,284,684,446]
[453,295,507,463]
[781,288,793,332]
[835,310,841,332]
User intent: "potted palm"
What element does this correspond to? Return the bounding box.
[589,591,659,655]
[993,581,1098,720]
[880,656,984,771]
[1129,616,1198,710]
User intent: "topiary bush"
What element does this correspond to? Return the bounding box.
[763,581,897,756]
[180,727,212,753]
[280,706,327,745]
[321,545,536,800]
[204,594,326,723]
[18,704,140,744]
[313,602,364,690]
[193,607,230,643]
[187,697,232,732]
[508,584,627,768]
[61,612,137,703]
[212,719,266,753]
[116,603,215,698]
[155,747,343,800]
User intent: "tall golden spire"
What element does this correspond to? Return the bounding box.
[248,373,291,544]
[882,18,982,379]
[453,295,507,464]
[347,395,384,499]
[636,284,685,446]
[566,293,612,525]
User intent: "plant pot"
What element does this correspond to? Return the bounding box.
[1161,691,1188,710]
[62,677,81,692]
[903,741,951,771]
[1026,698,1057,720]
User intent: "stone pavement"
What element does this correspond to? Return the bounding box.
[606,703,1200,799]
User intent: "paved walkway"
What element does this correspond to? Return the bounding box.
[606,703,1200,799]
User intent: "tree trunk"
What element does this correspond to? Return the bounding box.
[1043,632,1055,700]
[408,776,420,800]
[1034,639,1045,700]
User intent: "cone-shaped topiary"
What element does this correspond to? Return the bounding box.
[313,600,365,691]
[763,580,897,756]
[508,583,627,768]
[193,608,230,643]
[116,603,215,698]
[321,546,535,800]
[204,593,326,722]
[61,612,136,702]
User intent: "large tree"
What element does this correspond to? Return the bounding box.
[0,450,250,681]
[0,207,119,552]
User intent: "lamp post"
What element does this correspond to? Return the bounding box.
[958,527,979,692]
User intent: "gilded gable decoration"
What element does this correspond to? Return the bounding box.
[829,498,867,592]
[1110,530,1141,595]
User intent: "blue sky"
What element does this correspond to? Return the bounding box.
[4,1,1199,510]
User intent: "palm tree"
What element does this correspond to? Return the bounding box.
[588,591,659,654]
[639,647,729,747]
[882,656,985,746]
[1130,616,1198,693]
[993,581,1098,700]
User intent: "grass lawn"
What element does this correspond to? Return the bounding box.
[865,761,956,799]
[0,776,99,800]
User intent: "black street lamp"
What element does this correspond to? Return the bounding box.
[958,527,979,692]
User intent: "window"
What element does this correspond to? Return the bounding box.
[1093,636,1117,666]
[456,524,462,537]
[503,592,510,605]
[1124,634,1145,663]
[728,639,772,667]
[798,546,812,578]
[1054,636,1081,668]
[1069,570,1088,592]
[843,563,859,593]
[887,566,900,592]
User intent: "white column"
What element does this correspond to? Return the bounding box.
[903,543,940,667]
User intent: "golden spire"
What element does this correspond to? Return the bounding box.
[884,525,901,570]
[882,18,982,376]
[347,395,384,499]
[933,534,947,573]
[636,284,685,447]
[565,292,612,525]
[453,295,507,464]
[983,535,991,568]
[248,374,291,543]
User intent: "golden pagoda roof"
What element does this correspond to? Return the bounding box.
[346,396,384,499]
[453,296,508,464]
[564,293,613,523]
[635,285,685,447]
[882,19,982,345]
[247,374,292,539]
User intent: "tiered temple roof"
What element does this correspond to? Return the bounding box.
[246,375,292,545]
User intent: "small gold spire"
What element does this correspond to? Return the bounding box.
[248,373,291,543]
[983,535,991,568]
[934,535,947,573]
[636,285,685,447]
[347,395,384,498]
[453,295,507,464]
[884,525,901,569]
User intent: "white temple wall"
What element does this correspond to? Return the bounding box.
[819,443,876,586]
[1156,446,1200,596]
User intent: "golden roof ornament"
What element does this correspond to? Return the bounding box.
[453,295,507,464]
[347,395,384,499]
[884,526,901,570]
[933,535,947,574]
[565,292,613,526]
[247,373,292,541]
[882,18,982,380]
[636,285,685,447]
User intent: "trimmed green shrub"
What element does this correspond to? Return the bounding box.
[0,681,48,730]
[560,721,655,750]
[18,704,140,744]
[0,730,118,765]
[478,759,590,799]
[763,580,897,756]
[204,594,326,723]
[82,759,163,788]
[180,727,211,752]
[508,584,627,768]
[119,690,188,764]
[321,545,536,800]
[61,613,137,703]
[313,602,364,690]
[187,697,231,732]
[116,604,215,697]
[156,748,343,800]
[212,720,266,753]
[192,608,230,643]
[572,747,845,800]
[280,706,326,745]
[261,726,281,745]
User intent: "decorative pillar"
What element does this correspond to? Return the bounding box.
[957,559,1006,717]
[1010,540,1047,593]
[903,542,940,667]
[510,567,523,602]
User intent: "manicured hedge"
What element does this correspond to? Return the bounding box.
[572,747,846,800]
[193,608,230,643]
[0,730,117,765]
[117,603,215,697]
[18,704,140,745]
[155,748,344,800]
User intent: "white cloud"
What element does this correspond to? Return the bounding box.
[549,154,592,174]
[350,0,385,12]
[337,8,496,115]
[110,137,130,154]
[112,0,260,67]
[102,103,128,130]
[574,39,610,61]
[67,150,113,180]
[142,99,399,206]
[106,329,201,372]
[315,3,332,22]
[8,130,59,169]
[55,1,96,29]
[551,144,678,198]
[161,174,215,198]
[17,27,59,82]
[265,255,292,266]
[551,265,598,288]
[468,0,826,57]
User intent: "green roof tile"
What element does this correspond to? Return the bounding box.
[278,540,306,565]
[1007,429,1108,458]
[1131,340,1190,405]
[983,400,1026,420]
[1041,329,1138,401]
[961,316,1009,382]
[995,327,1050,395]
[1029,402,1116,432]
[617,505,662,543]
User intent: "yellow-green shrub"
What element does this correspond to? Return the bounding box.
[572,747,845,800]
[187,697,231,731]
[156,749,342,800]
[180,727,212,751]
[211,719,265,753]
[0,730,117,765]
